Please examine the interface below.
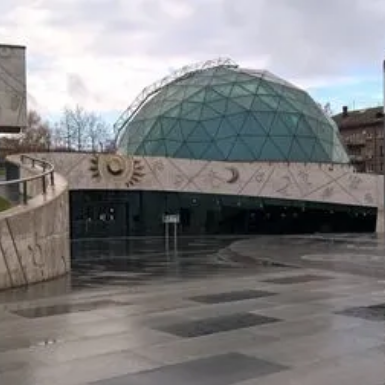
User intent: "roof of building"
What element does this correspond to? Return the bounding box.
[333,106,384,130]
[117,61,349,164]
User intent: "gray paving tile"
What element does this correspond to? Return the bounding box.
[155,312,281,338]
[11,300,130,318]
[189,290,276,304]
[262,275,332,285]
[90,353,288,385]
[336,303,385,322]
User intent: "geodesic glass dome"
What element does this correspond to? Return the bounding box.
[116,61,349,164]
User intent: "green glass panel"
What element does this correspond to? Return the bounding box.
[268,114,294,136]
[145,122,164,141]
[259,139,285,161]
[251,97,274,112]
[234,72,255,83]
[239,136,265,157]
[271,136,292,159]
[226,99,246,115]
[126,141,141,154]
[257,80,277,95]
[180,101,201,116]
[239,113,266,136]
[165,121,184,141]
[165,140,182,157]
[152,140,167,156]
[174,143,194,158]
[162,104,183,118]
[186,123,212,143]
[213,67,231,77]
[210,76,235,85]
[259,95,280,110]
[310,143,329,162]
[212,84,234,97]
[201,142,226,160]
[288,138,308,161]
[159,117,178,136]
[296,137,316,158]
[230,84,253,98]
[216,137,237,157]
[134,143,146,155]
[267,81,284,96]
[239,80,260,94]
[201,118,221,138]
[200,105,220,120]
[233,95,253,110]
[143,140,160,155]
[228,139,255,161]
[162,85,181,99]
[295,116,314,137]
[204,87,223,102]
[225,113,247,133]
[188,142,207,158]
[209,98,228,115]
[216,118,237,139]
[253,112,275,131]
[179,120,199,140]
[187,89,207,103]
[278,98,298,113]
[184,104,203,120]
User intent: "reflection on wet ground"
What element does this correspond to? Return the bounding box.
[0,234,385,385]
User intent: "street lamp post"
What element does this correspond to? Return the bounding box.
[383,59,385,232]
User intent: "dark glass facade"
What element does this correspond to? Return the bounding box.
[118,66,349,164]
[70,190,376,239]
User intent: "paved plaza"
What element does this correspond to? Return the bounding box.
[0,235,385,384]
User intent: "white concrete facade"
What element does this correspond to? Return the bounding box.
[37,152,383,233]
[0,156,70,290]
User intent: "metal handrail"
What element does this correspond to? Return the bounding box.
[0,155,55,205]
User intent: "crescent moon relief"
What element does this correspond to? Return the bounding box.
[226,166,240,184]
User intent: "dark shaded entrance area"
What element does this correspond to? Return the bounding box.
[70,190,376,239]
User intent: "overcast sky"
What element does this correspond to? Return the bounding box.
[1,0,385,123]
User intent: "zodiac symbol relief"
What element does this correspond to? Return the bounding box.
[254,171,266,183]
[347,175,362,190]
[297,171,312,189]
[276,175,292,196]
[321,186,334,199]
[364,193,374,204]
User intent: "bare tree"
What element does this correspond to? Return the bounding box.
[57,105,112,152]
[0,110,51,156]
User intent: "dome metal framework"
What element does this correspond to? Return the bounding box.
[116,58,349,164]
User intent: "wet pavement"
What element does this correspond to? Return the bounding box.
[0,235,385,384]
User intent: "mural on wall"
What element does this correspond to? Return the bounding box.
[33,152,381,209]
[89,154,145,187]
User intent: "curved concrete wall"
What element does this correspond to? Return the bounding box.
[0,156,70,290]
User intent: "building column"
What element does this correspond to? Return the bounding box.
[376,207,385,233]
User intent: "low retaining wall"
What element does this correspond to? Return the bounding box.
[0,156,70,290]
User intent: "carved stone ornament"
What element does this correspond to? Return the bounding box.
[89,154,145,187]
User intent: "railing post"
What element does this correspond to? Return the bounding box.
[22,181,27,204]
[42,175,47,194]
[50,171,55,186]
[32,159,35,168]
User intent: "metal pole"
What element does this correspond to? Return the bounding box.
[165,222,169,249]
[22,181,27,204]
[383,59,385,230]
[173,222,177,250]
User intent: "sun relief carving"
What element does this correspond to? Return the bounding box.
[89,154,145,187]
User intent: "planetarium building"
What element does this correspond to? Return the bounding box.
[69,59,376,238]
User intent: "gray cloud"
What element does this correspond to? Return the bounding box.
[67,73,89,101]
[2,0,385,94]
